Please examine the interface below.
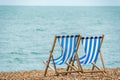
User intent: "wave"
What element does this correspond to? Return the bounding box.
[36,28,45,31]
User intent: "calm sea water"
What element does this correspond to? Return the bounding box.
[0,6,120,72]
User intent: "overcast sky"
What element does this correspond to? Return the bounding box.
[0,0,120,6]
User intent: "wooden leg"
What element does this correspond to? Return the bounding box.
[74,53,83,72]
[99,51,105,71]
[92,62,96,71]
[44,36,57,76]
[92,51,105,71]
[66,58,72,71]
[69,59,78,72]
[68,60,75,75]
[51,55,58,76]
[44,55,52,76]
[70,60,75,71]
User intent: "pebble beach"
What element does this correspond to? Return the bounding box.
[0,68,120,80]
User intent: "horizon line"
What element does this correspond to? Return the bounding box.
[0,4,120,6]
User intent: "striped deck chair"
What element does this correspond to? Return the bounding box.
[44,35,81,76]
[66,35,106,74]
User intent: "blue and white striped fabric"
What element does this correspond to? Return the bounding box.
[53,35,78,65]
[79,36,102,64]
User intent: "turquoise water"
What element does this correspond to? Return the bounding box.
[0,6,120,71]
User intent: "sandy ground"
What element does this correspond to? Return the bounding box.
[0,68,120,80]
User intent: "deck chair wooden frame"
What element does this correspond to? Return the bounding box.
[44,35,82,76]
[66,35,106,75]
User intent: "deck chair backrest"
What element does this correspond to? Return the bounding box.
[80,36,103,64]
[53,35,80,65]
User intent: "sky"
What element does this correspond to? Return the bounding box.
[0,0,120,6]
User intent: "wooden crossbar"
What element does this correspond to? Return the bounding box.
[56,35,80,38]
[43,61,54,70]
[58,70,83,74]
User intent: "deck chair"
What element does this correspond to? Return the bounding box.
[66,35,106,74]
[44,35,82,76]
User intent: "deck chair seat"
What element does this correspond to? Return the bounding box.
[79,36,102,65]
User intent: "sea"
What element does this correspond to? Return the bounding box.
[0,6,120,72]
